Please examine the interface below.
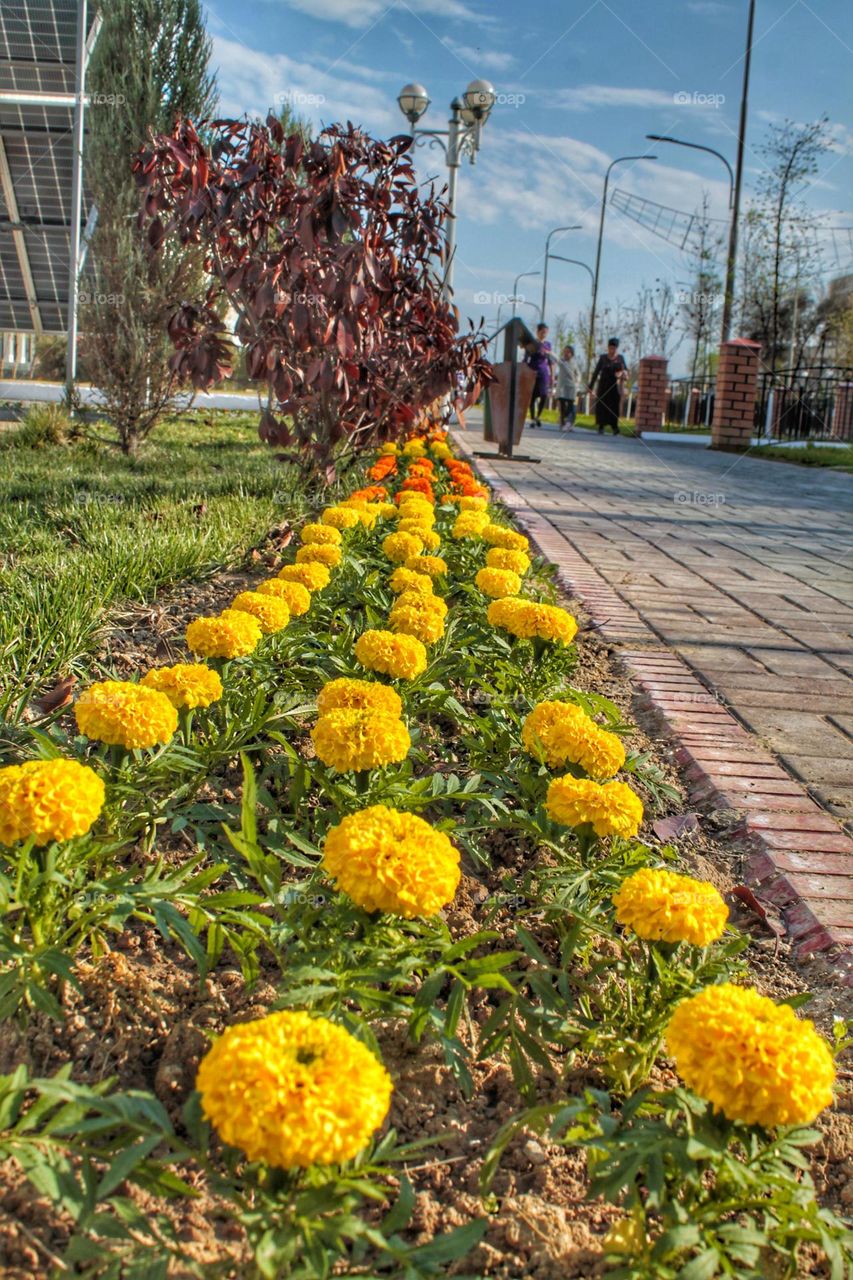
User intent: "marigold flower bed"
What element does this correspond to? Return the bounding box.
[0,428,849,1279]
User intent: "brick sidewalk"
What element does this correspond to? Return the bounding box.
[455,422,853,968]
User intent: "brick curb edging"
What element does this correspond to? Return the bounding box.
[453,433,853,981]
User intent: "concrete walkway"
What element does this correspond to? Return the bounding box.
[457,419,853,961]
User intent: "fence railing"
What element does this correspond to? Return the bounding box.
[664,376,716,430]
[755,367,853,442]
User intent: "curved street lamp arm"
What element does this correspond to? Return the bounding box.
[646,134,734,208]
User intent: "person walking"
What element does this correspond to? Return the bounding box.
[555,343,581,431]
[588,337,628,436]
[524,322,553,428]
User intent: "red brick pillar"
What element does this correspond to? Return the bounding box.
[635,355,668,435]
[711,339,761,451]
[833,382,853,441]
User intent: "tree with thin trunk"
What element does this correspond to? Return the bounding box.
[680,193,724,384]
[82,0,216,454]
[739,117,829,371]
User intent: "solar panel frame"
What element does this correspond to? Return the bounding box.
[0,0,95,334]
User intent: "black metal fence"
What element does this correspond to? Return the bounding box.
[665,376,716,430]
[755,367,853,442]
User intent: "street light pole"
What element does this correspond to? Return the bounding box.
[397,78,496,302]
[512,271,540,319]
[540,224,581,322]
[588,153,656,375]
[721,0,756,341]
[646,134,734,208]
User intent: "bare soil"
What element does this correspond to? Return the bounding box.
[1,560,850,1279]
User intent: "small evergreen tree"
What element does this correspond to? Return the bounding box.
[82,0,216,453]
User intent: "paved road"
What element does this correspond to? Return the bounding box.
[462,420,853,827]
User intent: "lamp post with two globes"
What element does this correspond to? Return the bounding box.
[397,79,496,300]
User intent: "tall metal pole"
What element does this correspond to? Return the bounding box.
[65,0,87,401]
[587,153,656,376]
[512,270,540,320]
[443,100,462,302]
[721,0,756,342]
[540,225,581,322]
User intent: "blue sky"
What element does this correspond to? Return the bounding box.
[203,0,852,372]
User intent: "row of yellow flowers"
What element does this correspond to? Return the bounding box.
[0,429,839,1229]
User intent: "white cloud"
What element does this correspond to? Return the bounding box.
[211,34,396,130]
[280,0,483,28]
[452,126,730,258]
[554,85,683,112]
[442,38,515,72]
[686,1,732,13]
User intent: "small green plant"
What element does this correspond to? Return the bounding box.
[13,402,75,449]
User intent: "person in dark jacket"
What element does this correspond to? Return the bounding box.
[588,337,628,435]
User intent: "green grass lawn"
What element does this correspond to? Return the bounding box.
[0,410,308,721]
[749,441,853,472]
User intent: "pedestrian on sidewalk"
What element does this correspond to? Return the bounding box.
[555,343,581,431]
[589,337,628,435]
[524,322,552,428]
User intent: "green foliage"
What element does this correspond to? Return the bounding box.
[0,411,308,720]
[8,402,76,449]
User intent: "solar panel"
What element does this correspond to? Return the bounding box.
[0,0,95,333]
[610,187,853,277]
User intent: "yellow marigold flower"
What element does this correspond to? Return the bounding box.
[482,523,529,551]
[456,495,488,511]
[376,502,398,520]
[382,531,424,563]
[389,595,446,645]
[402,439,427,457]
[452,512,490,540]
[522,700,626,778]
[545,775,643,838]
[354,629,428,680]
[405,554,447,579]
[666,984,836,1127]
[396,491,434,511]
[487,598,578,645]
[602,1219,647,1257]
[323,805,461,918]
[321,506,360,530]
[300,521,343,547]
[396,504,435,528]
[231,591,290,635]
[277,562,331,592]
[398,516,436,538]
[613,868,729,946]
[486,547,531,575]
[430,441,452,459]
[196,1010,392,1168]
[312,708,410,772]
[418,529,441,551]
[140,663,223,710]
[0,758,105,846]
[316,677,402,718]
[378,441,398,456]
[75,680,178,749]
[186,609,262,659]
[392,590,447,620]
[295,544,342,568]
[388,567,435,596]
[255,578,312,616]
[475,566,522,599]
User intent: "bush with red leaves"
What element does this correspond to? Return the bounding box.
[133,116,491,478]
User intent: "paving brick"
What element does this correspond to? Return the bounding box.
[457,423,853,960]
